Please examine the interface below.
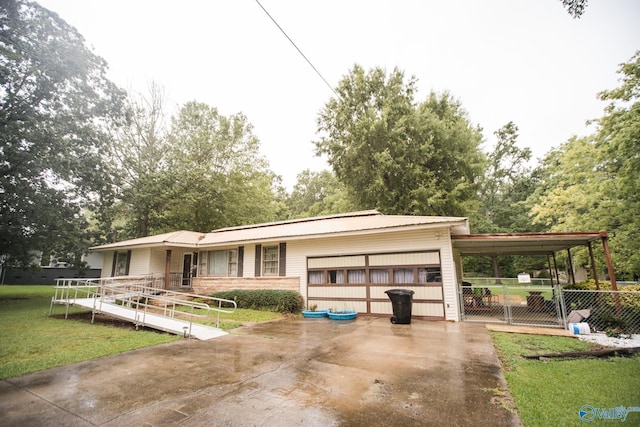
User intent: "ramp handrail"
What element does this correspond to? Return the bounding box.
[50,278,237,336]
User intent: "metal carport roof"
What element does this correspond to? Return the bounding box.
[451,231,618,289]
[451,232,608,256]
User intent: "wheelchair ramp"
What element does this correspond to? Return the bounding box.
[50,278,237,341]
[72,298,227,340]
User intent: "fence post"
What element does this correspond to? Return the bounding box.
[558,286,568,328]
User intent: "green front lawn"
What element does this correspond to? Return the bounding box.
[491,332,640,426]
[0,285,281,379]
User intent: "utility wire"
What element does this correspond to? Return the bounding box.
[255,0,339,99]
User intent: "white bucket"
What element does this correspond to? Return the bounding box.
[568,322,591,335]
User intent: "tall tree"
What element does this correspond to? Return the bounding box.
[315,65,485,216]
[165,102,282,232]
[0,0,125,267]
[466,122,539,278]
[474,121,534,233]
[108,83,173,239]
[528,51,640,275]
[287,169,357,218]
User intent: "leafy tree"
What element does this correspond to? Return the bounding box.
[560,0,588,18]
[0,0,125,267]
[107,83,174,239]
[594,51,640,275]
[528,51,640,276]
[473,121,534,233]
[164,102,283,232]
[286,169,357,218]
[315,65,485,216]
[465,122,542,278]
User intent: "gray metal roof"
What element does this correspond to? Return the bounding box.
[91,211,469,251]
[91,230,205,251]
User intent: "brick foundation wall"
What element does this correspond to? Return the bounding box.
[192,276,301,296]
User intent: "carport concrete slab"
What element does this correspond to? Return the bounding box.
[0,317,521,426]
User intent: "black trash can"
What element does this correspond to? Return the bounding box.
[385,289,414,324]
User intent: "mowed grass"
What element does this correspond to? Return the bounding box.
[491,332,640,427]
[0,285,282,380]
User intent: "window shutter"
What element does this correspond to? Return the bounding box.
[124,250,132,275]
[111,251,118,277]
[237,246,244,277]
[199,251,208,276]
[254,244,262,277]
[279,242,286,276]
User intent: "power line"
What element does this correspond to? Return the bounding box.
[255,0,339,99]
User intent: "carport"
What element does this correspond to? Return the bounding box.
[451,231,619,326]
[451,231,618,290]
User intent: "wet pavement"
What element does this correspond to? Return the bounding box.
[0,317,521,426]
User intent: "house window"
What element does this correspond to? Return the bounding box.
[419,267,441,283]
[328,270,345,284]
[308,271,324,284]
[263,245,279,276]
[369,269,389,284]
[393,268,414,284]
[114,251,130,276]
[207,249,238,276]
[347,269,366,284]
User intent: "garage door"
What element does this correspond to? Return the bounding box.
[306,251,445,320]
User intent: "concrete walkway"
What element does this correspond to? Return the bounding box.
[0,317,521,426]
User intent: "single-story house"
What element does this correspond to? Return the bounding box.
[90,210,616,322]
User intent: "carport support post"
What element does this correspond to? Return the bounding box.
[566,248,576,285]
[587,242,600,290]
[165,250,172,290]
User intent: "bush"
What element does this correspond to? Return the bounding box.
[209,289,304,314]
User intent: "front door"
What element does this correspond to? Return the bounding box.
[182,253,197,288]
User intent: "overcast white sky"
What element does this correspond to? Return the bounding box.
[38,0,640,189]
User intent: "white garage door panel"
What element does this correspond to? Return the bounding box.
[308,255,366,268]
[369,286,442,300]
[312,300,368,312]
[413,287,443,300]
[412,303,445,317]
[369,252,440,266]
[308,286,367,298]
[370,301,394,315]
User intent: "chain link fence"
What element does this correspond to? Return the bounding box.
[561,289,640,335]
[460,283,563,326]
[459,282,640,334]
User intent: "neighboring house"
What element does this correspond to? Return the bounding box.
[89,210,615,322]
[0,251,103,285]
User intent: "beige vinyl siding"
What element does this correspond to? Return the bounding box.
[149,249,167,274]
[128,248,151,276]
[101,252,114,277]
[438,233,460,321]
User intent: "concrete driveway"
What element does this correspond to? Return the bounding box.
[0,317,520,426]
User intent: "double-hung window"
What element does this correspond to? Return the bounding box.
[262,245,279,276]
[206,249,238,276]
